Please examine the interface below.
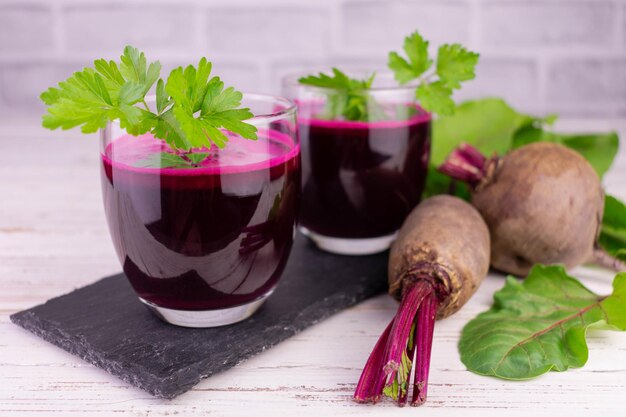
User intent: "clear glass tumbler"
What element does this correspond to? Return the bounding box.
[100,94,300,327]
[283,71,430,255]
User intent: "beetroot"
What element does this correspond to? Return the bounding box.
[438,142,621,275]
[354,195,490,406]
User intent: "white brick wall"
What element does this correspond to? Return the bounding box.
[547,58,626,115]
[207,7,331,57]
[0,0,625,117]
[341,1,472,52]
[0,4,54,54]
[481,1,616,47]
[64,5,197,54]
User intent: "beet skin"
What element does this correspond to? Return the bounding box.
[439,142,606,276]
[388,195,490,318]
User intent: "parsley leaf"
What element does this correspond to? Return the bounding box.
[436,44,479,89]
[162,59,257,149]
[41,46,258,152]
[388,31,480,115]
[387,31,432,83]
[134,151,211,168]
[152,110,188,150]
[298,67,365,90]
[155,79,169,114]
[134,152,191,169]
[298,68,383,122]
[415,81,455,116]
[119,46,161,96]
[41,67,153,134]
[186,152,210,165]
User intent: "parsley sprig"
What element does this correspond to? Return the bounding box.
[297,68,385,122]
[297,31,479,119]
[388,31,479,115]
[40,46,258,153]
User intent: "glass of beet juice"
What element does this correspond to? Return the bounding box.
[282,71,430,255]
[101,94,300,327]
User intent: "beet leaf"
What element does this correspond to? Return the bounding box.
[459,265,626,380]
[600,194,626,264]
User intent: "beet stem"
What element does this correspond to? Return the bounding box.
[398,321,417,407]
[592,247,626,272]
[411,292,438,406]
[438,143,489,188]
[354,281,439,406]
[354,320,394,403]
[384,283,430,364]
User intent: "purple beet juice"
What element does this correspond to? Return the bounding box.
[299,110,431,239]
[101,132,300,311]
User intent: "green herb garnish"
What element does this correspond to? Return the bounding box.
[459,265,626,380]
[388,31,479,115]
[40,46,258,159]
[133,152,192,169]
[297,30,479,120]
[298,68,384,122]
[133,151,212,169]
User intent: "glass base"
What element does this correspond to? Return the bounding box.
[300,227,396,255]
[139,292,272,328]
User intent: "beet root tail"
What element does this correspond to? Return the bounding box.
[592,247,626,272]
[353,281,439,407]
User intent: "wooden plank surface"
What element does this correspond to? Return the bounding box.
[1,118,626,416]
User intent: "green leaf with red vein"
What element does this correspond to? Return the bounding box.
[459,265,626,380]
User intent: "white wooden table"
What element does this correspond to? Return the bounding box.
[2,118,626,416]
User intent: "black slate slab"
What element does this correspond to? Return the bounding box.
[10,236,388,399]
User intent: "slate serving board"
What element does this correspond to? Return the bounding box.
[10,236,388,399]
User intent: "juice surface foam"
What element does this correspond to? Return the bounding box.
[103,130,299,176]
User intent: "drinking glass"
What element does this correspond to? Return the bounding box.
[100,94,300,327]
[283,71,430,255]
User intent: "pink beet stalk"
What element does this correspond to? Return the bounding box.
[412,292,437,405]
[437,143,491,188]
[354,281,439,406]
[398,322,417,407]
[353,321,393,402]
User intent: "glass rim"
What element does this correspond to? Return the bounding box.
[281,69,420,93]
[140,92,297,123]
